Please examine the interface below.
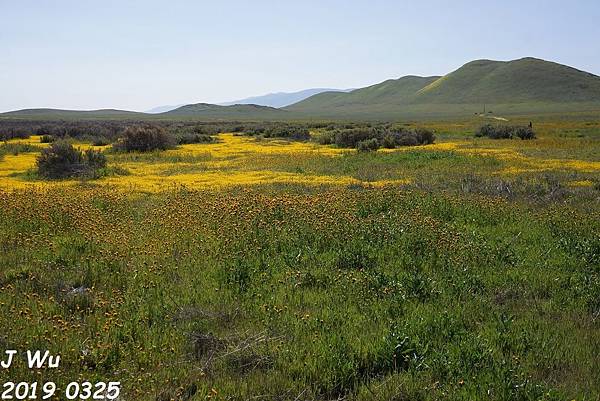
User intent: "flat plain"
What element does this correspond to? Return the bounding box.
[0,117,599,400]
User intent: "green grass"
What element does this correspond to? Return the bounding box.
[0,185,598,400]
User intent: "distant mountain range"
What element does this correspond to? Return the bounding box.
[219,88,351,108]
[3,58,600,120]
[144,88,350,114]
[145,104,185,114]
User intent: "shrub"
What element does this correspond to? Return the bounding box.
[245,126,266,136]
[394,131,419,147]
[264,126,310,140]
[476,124,500,138]
[92,137,110,146]
[357,138,380,152]
[334,129,377,148]
[84,148,107,170]
[0,143,40,157]
[176,132,215,145]
[40,135,54,143]
[0,127,30,141]
[114,125,176,152]
[415,128,436,145]
[381,135,396,149]
[315,131,336,145]
[333,127,435,149]
[514,126,536,140]
[37,141,106,179]
[475,124,535,140]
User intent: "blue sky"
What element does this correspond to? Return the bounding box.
[1,0,599,112]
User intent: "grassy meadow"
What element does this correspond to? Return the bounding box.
[0,117,599,400]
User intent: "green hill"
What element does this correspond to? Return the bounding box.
[415,58,600,103]
[0,108,145,119]
[287,58,600,118]
[287,76,440,113]
[0,104,289,121]
[163,103,288,119]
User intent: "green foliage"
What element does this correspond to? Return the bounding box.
[2,188,598,399]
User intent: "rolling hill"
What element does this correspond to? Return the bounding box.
[0,104,288,121]
[287,57,600,118]
[0,108,146,119]
[163,103,288,119]
[287,76,440,111]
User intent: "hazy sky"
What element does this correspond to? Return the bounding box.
[2,0,599,112]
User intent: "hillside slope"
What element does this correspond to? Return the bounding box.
[287,58,600,118]
[287,76,440,112]
[414,57,600,104]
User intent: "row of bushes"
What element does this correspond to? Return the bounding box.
[0,120,240,146]
[475,124,536,140]
[0,125,31,141]
[317,127,436,151]
[245,125,310,140]
[176,132,215,145]
[1,119,417,146]
[111,125,216,151]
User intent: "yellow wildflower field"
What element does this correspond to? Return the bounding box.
[0,132,598,192]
